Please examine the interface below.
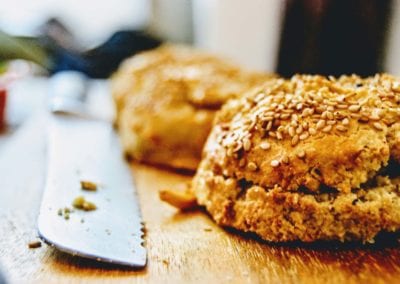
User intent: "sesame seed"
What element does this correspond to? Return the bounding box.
[337,104,348,109]
[308,127,317,135]
[372,122,384,131]
[348,105,361,112]
[269,131,277,138]
[260,142,271,150]
[288,126,295,137]
[276,132,283,140]
[299,131,309,140]
[316,120,326,130]
[326,111,334,120]
[296,125,303,134]
[280,113,291,119]
[266,121,273,130]
[296,103,303,110]
[291,135,299,146]
[368,115,380,121]
[247,162,258,171]
[327,105,335,112]
[277,126,285,133]
[282,155,289,164]
[243,138,252,151]
[342,118,350,125]
[336,125,347,132]
[322,125,332,133]
[297,150,306,159]
[239,159,246,167]
[350,113,361,119]
[270,160,280,167]
[336,95,345,102]
[327,120,336,125]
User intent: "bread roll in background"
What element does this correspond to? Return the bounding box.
[112,45,275,170]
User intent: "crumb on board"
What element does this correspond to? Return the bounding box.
[204,227,212,232]
[57,207,74,220]
[80,180,98,191]
[162,259,169,266]
[72,196,97,211]
[28,240,42,249]
[159,188,197,210]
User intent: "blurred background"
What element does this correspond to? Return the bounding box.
[2,0,400,75]
[0,0,399,130]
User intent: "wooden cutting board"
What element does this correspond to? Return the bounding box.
[1,113,400,283]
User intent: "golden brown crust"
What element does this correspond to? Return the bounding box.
[193,73,400,242]
[112,45,274,170]
[193,165,400,242]
[204,74,400,193]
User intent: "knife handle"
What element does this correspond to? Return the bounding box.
[49,71,88,116]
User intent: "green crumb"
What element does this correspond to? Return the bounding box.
[58,207,73,219]
[72,196,97,211]
[80,180,98,191]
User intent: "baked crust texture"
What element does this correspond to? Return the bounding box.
[112,45,273,170]
[193,74,400,242]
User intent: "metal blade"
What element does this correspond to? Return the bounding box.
[38,114,146,268]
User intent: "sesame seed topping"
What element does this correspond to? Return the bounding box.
[296,125,303,134]
[291,135,299,146]
[316,120,326,130]
[308,127,317,135]
[336,125,347,132]
[270,160,280,167]
[247,162,258,171]
[266,121,273,130]
[282,155,290,164]
[243,138,251,151]
[348,104,361,112]
[288,126,295,137]
[372,122,384,131]
[322,125,333,133]
[218,74,399,159]
[297,150,306,159]
[299,132,309,140]
[260,141,271,150]
[326,111,334,120]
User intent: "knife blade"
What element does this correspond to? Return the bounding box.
[37,72,146,268]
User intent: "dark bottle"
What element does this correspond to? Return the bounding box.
[276,0,392,77]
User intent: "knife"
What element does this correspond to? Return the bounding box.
[37,72,146,268]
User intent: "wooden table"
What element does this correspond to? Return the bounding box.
[1,112,400,284]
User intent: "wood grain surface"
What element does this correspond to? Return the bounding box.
[1,113,400,284]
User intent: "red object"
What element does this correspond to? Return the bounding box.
[0,87,6,129]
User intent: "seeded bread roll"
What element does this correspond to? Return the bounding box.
[192,74,400,242]
[112,45,273,170]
